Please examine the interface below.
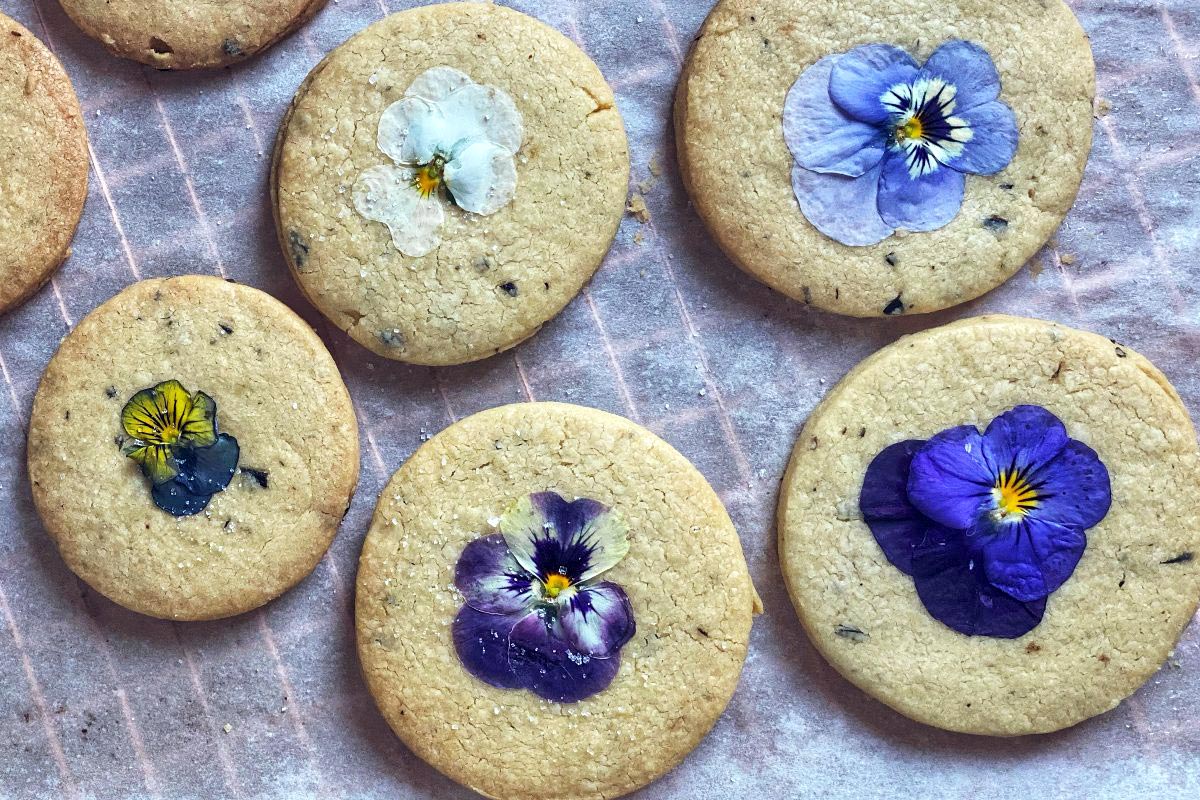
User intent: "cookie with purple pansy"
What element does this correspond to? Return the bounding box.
[779,316,1200,735]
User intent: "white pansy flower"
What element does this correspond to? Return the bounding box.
[353,66,524,258]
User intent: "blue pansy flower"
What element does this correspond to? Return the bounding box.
[860,406,1111,638]
[452,492,636,703]
[784,40,1019,246]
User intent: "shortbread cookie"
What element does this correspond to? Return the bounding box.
[56,0,327,69]
[0,12,88,314]
[779,315,1200,735]
[357,403,760,799]
[676,0,1094,316]
[273,3,629,365]
[28,276,359,621]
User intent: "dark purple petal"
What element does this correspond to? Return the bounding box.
[151,479,213,517]
[455,534,535,615]
[876,151,966,232]
[784,55,888,177]
[174,434,240,496]
[949,101,1018,175]
[907,425,993,529]
[452,606,525,690]
[792,162,894,246]
[508,612,621,703]
[919,40,1001,112]
[829,43,920,124]
[556,582,635,657]
[860,440,929,575]
[911,527,1046,638]
[1028,440,1113,530]
[527,492,629,583]
[980,405,1069,477]
[973,517,1087,602]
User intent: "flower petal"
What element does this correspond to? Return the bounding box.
[949,101,1018,175]
[973,517,1087,602]
[353,165,444,257]
[920,40,1001,112]
[123,442,179,485]
[405,66,473,102]
[455,534,536,615]
[501,493,631,584]
[980,405,1069,478]
[444,141,517,216]
[179,390,217,448]
[555,581,635,657]
[876,151,965,231]
[508,611,621,703]
[829,43,919,124]
[791,162,894,247]
[438,83,524,155]
[907,424,993,529]
[784,55,888,177]
[911,526,1046,638]
[860,440,929,575]
[1028,440,1113,530]
[452,606,524,690]
[377,96,447,165]
[174,434,240,497]
[151,479,214,517]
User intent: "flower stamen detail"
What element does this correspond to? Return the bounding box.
[991,469,1039,521]
[411,156,445,199]
[543,572,571,598]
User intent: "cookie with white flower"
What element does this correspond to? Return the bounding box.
[273,3,629,365]
[676,0,1094,316]
[27,276,359,620]
[779,315,1200,735]
[357,402,760,799]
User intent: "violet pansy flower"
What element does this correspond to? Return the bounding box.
[784,40,1019,246]
[452,492,635,703]
[860,406,1111,638]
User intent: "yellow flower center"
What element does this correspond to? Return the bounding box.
[412,158,445,199]
[543,573,571,599]
[158,423,181,444]
[991,470,1039,521]
[897,116,924,142]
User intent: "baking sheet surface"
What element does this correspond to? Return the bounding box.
[1,0,1198,798]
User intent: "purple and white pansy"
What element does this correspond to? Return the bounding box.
[784,40,1019,246]
[452,492,635,703]
[860,406,1111,638]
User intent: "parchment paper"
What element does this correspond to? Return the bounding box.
[1,1,1197,798]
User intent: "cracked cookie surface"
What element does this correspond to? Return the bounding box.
[676,0,1094,316]
[273,2,629,366]
[356,402,759,799]
[27,276,359,620]
[778,315,1200,734]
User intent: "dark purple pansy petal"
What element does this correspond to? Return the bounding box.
[876,152,965,232]
[508,612,621,703]
[920,40,1001,112]
[980,405,1068,477]
[454,534,535,615]
[452,606,524,690]
[949,101,1018,176]
[974,517,1087,602]
[792,162,894,247]
[556,582,635,658]
[829,43,920,125]
[174,434,240,496]
[911,526,1046,638]
[907,425,993,529]
[1028,440,1113,530]
[151,479,214,517]
[526,492,630,583]
[784,55,888,177]
[859,440,929,575]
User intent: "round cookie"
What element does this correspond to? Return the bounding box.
[28,276,359,621]
[676,0,1094,317]
[56,0,328,69]
[0,12,88,315]
[356,402,760,799]
[273,3,629,366]
[778,315,1200,735]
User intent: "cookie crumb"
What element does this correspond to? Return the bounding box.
[626,194,651,224]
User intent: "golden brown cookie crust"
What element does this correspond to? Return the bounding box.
[0,12,88,314]
[356,402,760,799]
[273,3,629,366]
[56,0,328,69]
[28,276,360,621]
[778,315,1200,735]
[676,0,1095,317]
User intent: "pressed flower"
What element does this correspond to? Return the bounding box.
[452,492,635,703]
[121,380,240,517]
[353,66,524,258]
[784,40,1018,246]
[860,406,1111,638]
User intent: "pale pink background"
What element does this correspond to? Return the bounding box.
[0,0,1197,798]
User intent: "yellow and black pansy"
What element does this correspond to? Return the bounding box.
[120,380,240,517]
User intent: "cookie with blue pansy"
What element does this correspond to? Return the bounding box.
[28,276,359,621]
[356,403,760,800]
[676,0,1094,316]
[779,315,1200,735]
